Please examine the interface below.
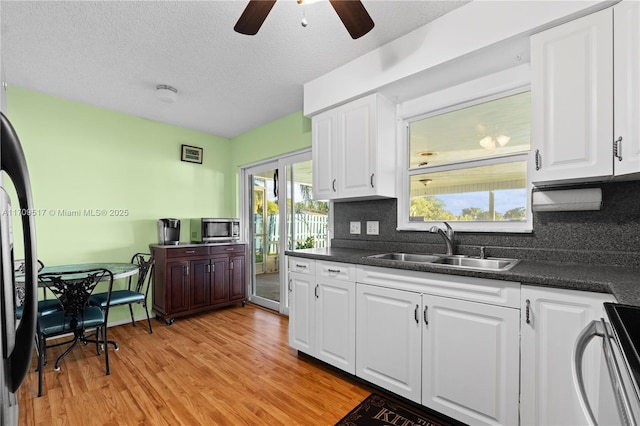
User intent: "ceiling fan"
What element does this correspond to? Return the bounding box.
[234,0,375,39]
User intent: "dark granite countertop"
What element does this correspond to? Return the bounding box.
[286,247,640,306]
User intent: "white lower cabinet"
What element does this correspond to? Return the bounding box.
[289,258,620,426]
[422,294,520,425]
[288,270,314,353]
[355,266,520,426]
[520,285,616,426]
[356,284,422,402]
[288,259,356,374]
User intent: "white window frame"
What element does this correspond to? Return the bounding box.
[396,64,533,233]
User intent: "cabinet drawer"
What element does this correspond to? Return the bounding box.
[288,257,315,275]
[165,246,209,258]
[210,244,246,256]
[316,260,355,282]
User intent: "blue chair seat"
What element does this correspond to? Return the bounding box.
[90,290,145,308]
[16,299,63,319]
[38,299,63,316]
[37,306,104,336]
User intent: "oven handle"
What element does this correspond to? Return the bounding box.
[601,319,637,426]
[572,319,637,426]
[572,319,601,426]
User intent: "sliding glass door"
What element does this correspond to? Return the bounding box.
[240,150,328,315]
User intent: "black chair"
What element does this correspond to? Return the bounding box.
[89,253,154,334]
[36,268,114,397]
[14,259,59,319]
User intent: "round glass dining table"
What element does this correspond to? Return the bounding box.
[15,262,139,284]
[37,263,139,280]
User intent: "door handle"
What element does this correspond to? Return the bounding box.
[370,173,375,188]
[315,284,319,299]
[614,136,623,162]
[525,299,531,325]
[332,179,337,192]
[423,305,428,325]
[288,278,292,292]
[414,304,419,324]
[535,149,541,171]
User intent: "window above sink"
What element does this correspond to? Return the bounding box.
[397,65,533,234]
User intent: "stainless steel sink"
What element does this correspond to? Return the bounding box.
[365,252,519,271]
[430,256,520,271]
[367,253,443,263]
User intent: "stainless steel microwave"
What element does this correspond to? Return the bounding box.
[190,218,240,243]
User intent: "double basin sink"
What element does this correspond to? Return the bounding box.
[366,252,520,272]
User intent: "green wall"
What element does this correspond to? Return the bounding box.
[6,87,232,324]
[229,110,312,213]
[5,87,310,325]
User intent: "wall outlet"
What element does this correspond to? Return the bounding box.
[366,221,379,235]
[349,221,361,234]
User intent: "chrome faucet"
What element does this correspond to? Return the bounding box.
[429,221,455,256]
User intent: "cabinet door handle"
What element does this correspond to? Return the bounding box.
[230,262,234,270]
[423,305,428,326]
[225,247,234,251]
[414,304,419,324]
[185,250,195,254]
[207,264,211,273]
[535,149,541,171]
[315,284,319,299]
[370,173,375,188]
[288,278,292,292]
[327,268,341,274]
[332,179,337,192]
[184,266,189,276]
[295,263,307,269]
[614,136,623,161]
[525,299,531,325]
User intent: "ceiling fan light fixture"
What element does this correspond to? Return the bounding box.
[156,84,178,103]
[496,135,511,146]
[479,136,496,150]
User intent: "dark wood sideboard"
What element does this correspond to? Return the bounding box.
[150,243,247,324]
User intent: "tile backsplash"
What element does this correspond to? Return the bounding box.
[332,180,640,268]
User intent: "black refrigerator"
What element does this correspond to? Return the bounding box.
[0,111,38,424]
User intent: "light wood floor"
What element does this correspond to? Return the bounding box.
[17,304,372,425]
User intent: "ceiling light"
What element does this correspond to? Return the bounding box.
[419,179,432,186]
[479,136,496,150]
[496,135,511,146]
[156,84,178,103]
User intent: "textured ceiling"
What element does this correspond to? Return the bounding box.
[1,0,469,139]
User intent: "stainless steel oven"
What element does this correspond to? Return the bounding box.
[573,303,640,425]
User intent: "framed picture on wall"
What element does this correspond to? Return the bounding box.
[181,144,203,164]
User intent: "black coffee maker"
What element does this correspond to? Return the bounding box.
[158,218,180,245]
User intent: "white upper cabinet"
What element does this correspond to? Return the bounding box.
[531,2,640,185]
[614,1,640,177]
[312,93,396,201]
[531,8,613,185]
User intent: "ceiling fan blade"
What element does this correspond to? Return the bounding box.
[234,0,277,36]
[329,0,375,39]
